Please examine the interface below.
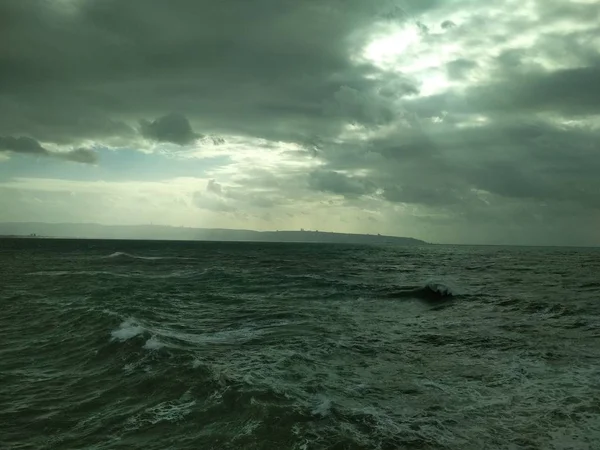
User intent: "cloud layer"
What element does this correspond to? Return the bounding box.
[0,136,97,164]
[1,0,599,245]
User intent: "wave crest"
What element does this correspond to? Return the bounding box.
[424,280,457,297]
[143,335,165,350]
[111,319,145,341]
[387,280,458,301]
[102,252,193,261]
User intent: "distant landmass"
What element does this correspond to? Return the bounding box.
[0,222,426,245]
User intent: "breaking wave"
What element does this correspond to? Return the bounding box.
[110,319,145,341]
[102,252,194,261]
[387,280,459,301]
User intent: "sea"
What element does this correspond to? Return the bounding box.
[1,238,599,450]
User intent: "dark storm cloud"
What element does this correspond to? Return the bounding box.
[409,51,599,122]
[0,136,98,164]
[309,0,600,233]
[307,67,600,220]
[0,136,46,155]
[0,0,428,147]
[140,114,201,146]
[471,66,600,116]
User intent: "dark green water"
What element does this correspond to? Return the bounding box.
[1,239,599,449]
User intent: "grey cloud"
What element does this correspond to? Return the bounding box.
[377,77,420,99]
[225,191,282,209]
[196,176,290,212]
[0,136,46,155]
[382,184,462,207]
[0,92,137,146]
[446,59,477,80]
[192,191,235,213]
[3,0,600,244]
[314,114,600,218]
[140,113,201,146]
[405,64,600,122]
[0,135,98,164]
[538,0,600,26]
[0,0,429,147]
[206,179,223,195]
[308,170,376,198]
[323,86,394,126]
[473,66,600,116]
[60,148,99,164]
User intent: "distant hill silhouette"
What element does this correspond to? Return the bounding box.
[0,222,427,245]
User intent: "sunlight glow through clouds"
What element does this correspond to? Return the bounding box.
[179,135,325,178]
[363,24,420,64]
[2,0,599,245]
[360,0,596,99]
[361,22,457,97]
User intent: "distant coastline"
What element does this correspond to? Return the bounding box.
[0,222,427,245]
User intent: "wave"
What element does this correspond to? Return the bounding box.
[102,252,194,261]
[125,397,197,429]
[143,335,165,350]
[111,319,145,341]
[386,280,459,301]
[311,396,333,417]
[28,270,132,278]
[29,269,201,279]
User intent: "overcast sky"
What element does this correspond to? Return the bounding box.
[1,0,599,245]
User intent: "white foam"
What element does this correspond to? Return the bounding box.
[102,252,194,261]
[150,400,196,423]
[311,396,333,417]
[105,251,129,258]
[143,335,164,350]
[27,271,72,276]
[110,319,144,341]
[126,399,196,429]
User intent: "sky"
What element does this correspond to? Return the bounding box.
[1,0,599,246]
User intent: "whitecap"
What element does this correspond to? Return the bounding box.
[143,335,164,350]
[101,252,194,261]
[424,280,458,297]
[110,319,144,341]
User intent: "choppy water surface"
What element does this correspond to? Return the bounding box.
[1,238,599,449]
